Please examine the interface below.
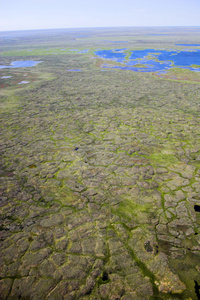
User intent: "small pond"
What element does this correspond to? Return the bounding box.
[0,61,42,69]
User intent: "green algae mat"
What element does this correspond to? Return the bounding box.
[0,27,200,300]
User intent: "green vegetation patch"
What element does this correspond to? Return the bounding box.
[190,160,200,168]
[132,63,148,68]
[149,153,179,166]
[113,197,152,223]
[0,93,20,112]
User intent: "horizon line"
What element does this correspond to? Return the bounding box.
[1,25,200,33]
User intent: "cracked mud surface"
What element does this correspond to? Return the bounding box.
[1,32,200,299]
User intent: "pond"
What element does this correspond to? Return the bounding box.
[94,49,200,73]
[0,61,42,69]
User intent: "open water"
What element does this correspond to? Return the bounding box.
[94,48,200,73]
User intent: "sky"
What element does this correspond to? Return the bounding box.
[0,0,200,31]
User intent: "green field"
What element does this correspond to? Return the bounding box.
[0,27,200,299]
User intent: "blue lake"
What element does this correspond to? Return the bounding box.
[128,49,176,60]
[94,49,127,63]
[0,61,42,69]
[157,51,200,67]
[94,49,200,73]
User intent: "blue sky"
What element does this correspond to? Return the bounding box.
[0,0,200,31]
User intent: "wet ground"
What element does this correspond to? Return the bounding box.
[0,27,200,299]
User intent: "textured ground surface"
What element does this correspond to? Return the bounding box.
[0,28,200,299]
